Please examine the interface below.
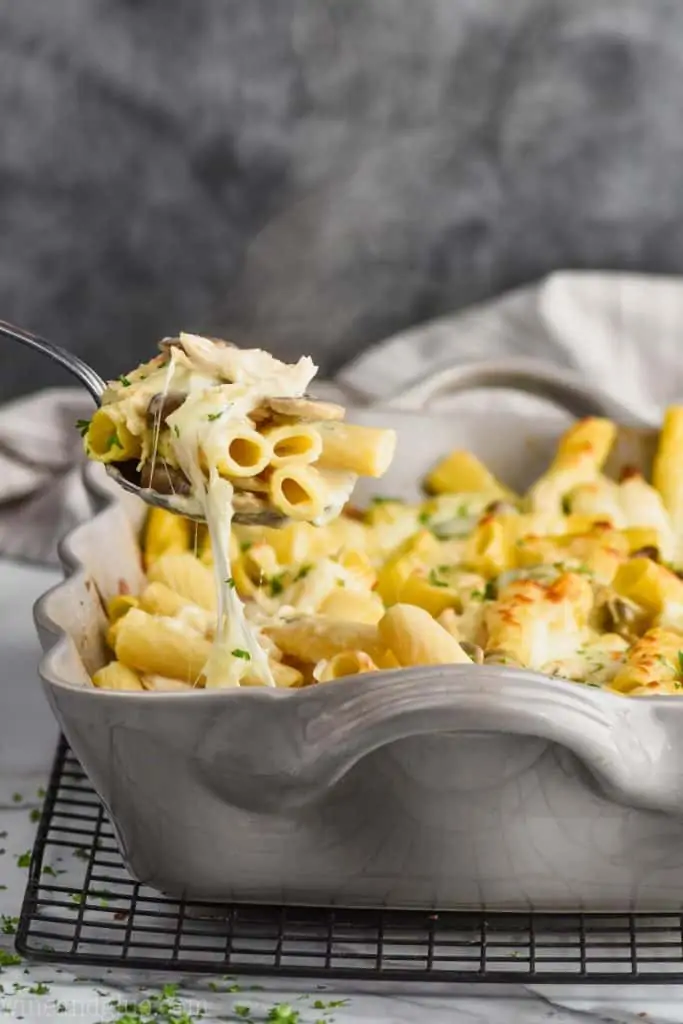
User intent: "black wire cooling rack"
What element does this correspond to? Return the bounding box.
[14,738,683,983]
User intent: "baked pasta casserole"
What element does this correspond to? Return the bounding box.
[81,334,683,697]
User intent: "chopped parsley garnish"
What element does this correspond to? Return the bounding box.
[0,951,21,967]
[240,541,252,553]
[678,651,683,676]
[484,580,497,600]
[70,893,83,905]
[232,649,251,660]
[29,808,40,823]
[225,577,236,589]
[418,511,431,525]
[268,574,285,597]
[207,411,223,421]
[294,564,312,582]
[104,430,120,452]
[118,375,132,387]
[75,419,90,437]
[28,983,49,996]
[428,568,448,588]
[1,916,18,935]
[371,496,401,505]
[172,424,180,438]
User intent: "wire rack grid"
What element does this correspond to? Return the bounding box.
[14,739,683,983]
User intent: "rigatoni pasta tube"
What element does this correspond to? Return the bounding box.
[92,662,145,692]
[315,421,397,477]
[315,650,379,683]
[653,406,683,531]
[319,588,385,625]
[424,450,515,499]
[146,553,216,611]
[210,425,272,479]
[264,616,386,664]
[264,423,322,466]
[270,465,327,520]
[143,507,192,566]
[379,604,473,667]
[611,628,683,694]
[84,408,141,463]
[612,558,683,617]
[115,608,211,683]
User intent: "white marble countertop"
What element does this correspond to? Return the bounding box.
[2,558,683,1023]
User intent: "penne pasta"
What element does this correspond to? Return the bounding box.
[269,464,327,521]
[84,408,142,463]
[424,450,516,500]
[378,604,473,667]
[92,661,145,692]
[146,553,217,612]
[315,422,397,478]
[115,608,211,683]
[314,650,380,683]
[264,617,387,664]
[264,423,322,466]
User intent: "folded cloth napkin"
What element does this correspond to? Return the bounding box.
[3,269,683,567]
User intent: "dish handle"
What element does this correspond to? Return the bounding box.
[206,669,681,816]
[383,357,648,425]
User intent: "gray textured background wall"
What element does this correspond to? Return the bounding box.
[2,0,683,400]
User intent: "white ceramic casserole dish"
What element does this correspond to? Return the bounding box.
[33,361,683,911]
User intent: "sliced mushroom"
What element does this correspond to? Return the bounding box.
[484,499,516,516]
[601,594,642,639]
[260,396,345,423]
[139,460,191,496]
[631,545,660,562]
[158,335,236,356]
[460,641,484,664]
[232,491,285,526]
[146,390,188,425]
[484,649,522,668]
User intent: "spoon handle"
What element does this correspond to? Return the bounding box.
[0,319,107,404]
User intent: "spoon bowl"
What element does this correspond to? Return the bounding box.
[0,319,291,527]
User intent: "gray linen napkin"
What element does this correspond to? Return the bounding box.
[3,270,683,566]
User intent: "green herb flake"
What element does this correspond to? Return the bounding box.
[677,651,683,676]
[0,951,20,968]
[75,419,91,437]
[561,495,572,515]
[29,809,40,823]
[267,1006,300,1023]
[173,424,180,438]
[225,577,236,589]
[70,893,83,905]
[28,983,49,996]
[1,916,18,935]
[118,375,132,388]
[207,411,223,421]
[428,568,448,588]
[484,580,497,600]
[104,431,120,453]
[37,787,45,799]
[73,847,89,860]
[16,851,31,868]
[235,1007,252,1020]
[294,564,312,582]
[232,649,251,661]
[418,511,431,525]
[371,496,401,505]
[240,541,252,553]
[268,574,285,597]
[11,794,22,804]
[42,865,57,877]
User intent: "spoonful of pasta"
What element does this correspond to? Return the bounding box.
[0,320,396,528]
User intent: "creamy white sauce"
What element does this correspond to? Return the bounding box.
[155,338,343,688]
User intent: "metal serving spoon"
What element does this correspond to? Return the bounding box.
[0,319,292,526]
